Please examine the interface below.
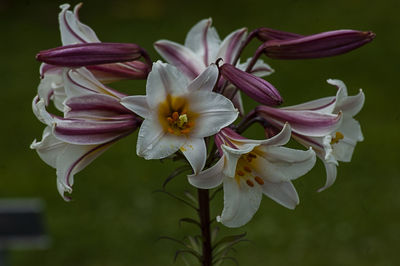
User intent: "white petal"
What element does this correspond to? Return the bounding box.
[59,3,100,45]
[261,181,299,209]
[222,84,245,115]
[188,91,238,137]
[184,18,221,65]
[238,58,274,77]
[187,64,219,92]
[154,40,205,79]
[181,138,207,174]
[318,161,338,192]
[282,96,336,114]
[332,116,363,162]
[55,141,112,200]
[232,123,291,147]
[253,146,316,182]
[218,176,262,228]
[216,28,247,64]
[188,157,224,189]
[120,95,150,118]
[222,144,255,178]
[31,127,64,168]
[136,117,184,159]
[146,61,190,108]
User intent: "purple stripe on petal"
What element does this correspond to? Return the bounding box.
[256,105,342,137]
[65,94,132,117]
[223,29,247,64]
[154,41,203,79]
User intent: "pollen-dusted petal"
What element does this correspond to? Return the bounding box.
[218,176,262,228]
[181,138,207,174]
[184,18,221,65]
[261,181,299,209]
[154,40,205,79]
[136,117,184,160]
[120,95,150,118]
[188,157,224,189]
[187,91,238,138]
[146,61,190,108]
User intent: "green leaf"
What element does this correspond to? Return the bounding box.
[179,218,201,228]
[174,249,202,262]
[212,232,247,250]
[163,165,191,188]
[183,190,198,204]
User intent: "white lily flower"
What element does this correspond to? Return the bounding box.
[154,18,274,114]
[188,124,316,227]
[32,68,140,200]
[121,61,238,174]
[258,79,364,191]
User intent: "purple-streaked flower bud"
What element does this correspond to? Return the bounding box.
[87,61,151,82]
[256,27,304,42]
[262,30,375,59]
[220,63,282,106]
[36,43,143,67]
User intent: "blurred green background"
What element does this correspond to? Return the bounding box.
[1,0,399,265]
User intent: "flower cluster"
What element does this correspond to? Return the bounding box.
[32,4,374,227]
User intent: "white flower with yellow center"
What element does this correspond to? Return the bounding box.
[121,61,238,174]
[188,124,316,227]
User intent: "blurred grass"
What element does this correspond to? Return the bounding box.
[0,0,399,265]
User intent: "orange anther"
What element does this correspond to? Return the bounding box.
[167,117,174,123]
[244,166,252,172]
[237,170,245,176]
[246,179,254,187]
[172,112,179,120]
[254,176,264,185]
[180,128,191,134]
[167,127,174,134]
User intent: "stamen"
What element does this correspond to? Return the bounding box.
[330,131,344,144]
[180,128,190,134]
[237,170,245,176]
[244,166,252,172]
[167,127,174,134]
[254,176,264,185]
[246,179,254,187]
[172,112,179,120]
[177,114,188,127]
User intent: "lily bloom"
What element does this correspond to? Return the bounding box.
[188,124,316,227]
[32,67,140,200]
[154,18,274,113]
[257,79,364,191]
[121,61,238,174]
[38,3,150,112]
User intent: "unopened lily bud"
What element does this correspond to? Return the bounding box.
[256,27,303,42]
[87,61,151,82]
[36,42,143,67]
[263,30,375,59]
[220,63,283,106]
